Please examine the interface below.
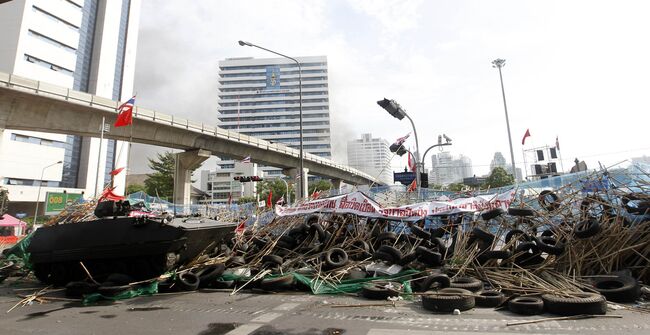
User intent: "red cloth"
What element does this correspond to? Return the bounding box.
[408,150,416,172]
[114,96,135,127]
[521,129,531,145]
[98,187,125,201]
[407,179,417,192]
[109,167,125,176]
[235,220,246,234]
[266,190,273,208]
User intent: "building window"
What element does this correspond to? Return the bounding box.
[24,54,74,77]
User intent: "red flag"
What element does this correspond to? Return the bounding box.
[235,220,246,234]
[109,167,125,176]
[311,190,321,199]
[98,187,125,201]
[407,178,417,192]
[521,129,531,145]
[408,150,416,172]
[227,193,232,206]
[555,136,560,151]
[266,190,273,208]
[114,96,136,127]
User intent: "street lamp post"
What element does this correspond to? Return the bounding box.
[377,98,421,193]
[33,160,63,224]
[492,58,517,180]
[238,41,305,200]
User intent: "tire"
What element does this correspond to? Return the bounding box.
[471,227,495,244]
[591,274,640,302]
[361,281,403,300]
[481,208,504,221]
[376,245,402,264]
[508,296,544,315]
[372,250,393,263]
[508,207,535,217]
[431,237,447,256]
[305,214,320,225]
[580,196,612,221]
[227,255,246,267]
[252,236,269,248]
[450,276,483,293]
[260,274,294,291]
[351,240,370,252]
[375,232,397,245]
[416,246,443,266]
[65,281,99,298]
[505,229,529,245]
[410,225,431,240]
[574,218,601,239]
[430,227,447,238]
[325,248,349,268]
[542,293,606,316]
[176,272,200,291]
[533,236,565,255]
[514,241,539,254]
[262,254,284,266]
[476,290,505,308]
[418,274,451,292]
[422,288,475,312]
[32,263,51,284]
[397,252,418,266]
[308,222,325,240]
[196,264,225,287]
[98,282,131,297]
[278,235,297,248]
[105,273,134,286]
[538,190,561,211]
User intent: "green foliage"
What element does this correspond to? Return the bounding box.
[238,196,256,204]
[483,167,515,188]
[257,179,293,204]
[126,183,146,195]
[144,152,176,200]
[308,179,332,195]
[0,187,8,216]
[447,183,466,192]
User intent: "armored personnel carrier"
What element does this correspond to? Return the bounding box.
[25,200,236,286]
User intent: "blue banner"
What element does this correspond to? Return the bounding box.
[266,66,281,89]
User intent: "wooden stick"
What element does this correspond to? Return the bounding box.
[506,314,622,326]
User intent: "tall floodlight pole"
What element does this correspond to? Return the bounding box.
[377,98,421,196]
[492,59,517,180]
[238,41,304,200]
[33,160,62,224]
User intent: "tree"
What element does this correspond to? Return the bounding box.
[144,152,176,200]
[483,167,515,188]
[257,179,294,205]
[238,196,256,204]
[126,183,145,195]
[447,183,466,192]
[308,180,332,195]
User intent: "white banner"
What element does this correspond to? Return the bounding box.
[275,190,515,221]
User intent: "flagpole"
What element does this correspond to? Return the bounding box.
[94,116,106,198]
[124,106,135,194]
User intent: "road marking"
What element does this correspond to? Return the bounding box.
[273,302,300,311]
[225,323,263,335]
[250,312,283,323]
[367,330,569,335]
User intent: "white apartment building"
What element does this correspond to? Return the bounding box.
[216,56,332,177]
[347,133,392,185]
[0,0,140,215]
[199,161,262,204]
[429,152,474,186]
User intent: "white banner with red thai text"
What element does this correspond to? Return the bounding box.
[275,190,515,221]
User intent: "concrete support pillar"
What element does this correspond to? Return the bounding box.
[173,149,210,206]
[330,178,342,193]
[283,167,309,201]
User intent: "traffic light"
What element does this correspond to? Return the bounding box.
[389,143,408,156]
[377,98,406,120]
[250,176,263,182]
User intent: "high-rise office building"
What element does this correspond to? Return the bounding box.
[429,152,474,186]
[216,56,331,177]
[490,152,507,171]
[200,161,262,204]
[347,133,392,185]
[0,0,140,214]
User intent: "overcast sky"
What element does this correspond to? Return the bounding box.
[130,0,650,179]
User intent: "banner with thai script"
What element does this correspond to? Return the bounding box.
[275,190,515,221]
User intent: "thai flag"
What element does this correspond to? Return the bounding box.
[393,132,410,146]
[241,156,251,163]
[114,96,136,127]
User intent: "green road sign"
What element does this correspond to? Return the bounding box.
[45,192,83,215]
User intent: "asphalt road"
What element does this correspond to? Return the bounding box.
[1,279,649,335]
